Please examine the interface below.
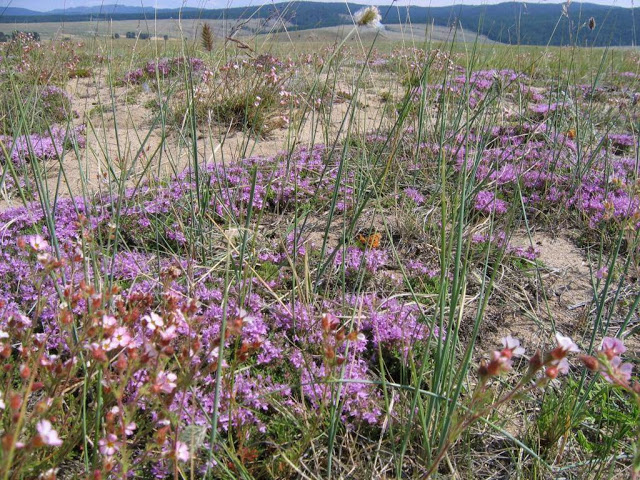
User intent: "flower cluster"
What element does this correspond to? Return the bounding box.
[479,332,579,382]
[0,34,91,82]
[0,142,449,476]
[474,190,509,215]
[471,231,540,261]
[39,85,75,121]
[417,121,640,230]
[0,125,86,165]
[579,337,639,476]
[188,54,298,130]
[123,57,205,84]
[581,337,635,386]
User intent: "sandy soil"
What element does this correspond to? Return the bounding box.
[0,68,393,209]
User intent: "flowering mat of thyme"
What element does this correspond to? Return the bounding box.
[1,32,640,479]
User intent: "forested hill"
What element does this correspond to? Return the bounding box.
[0,2,638,46]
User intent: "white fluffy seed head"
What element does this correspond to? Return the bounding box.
[354,6,383,29]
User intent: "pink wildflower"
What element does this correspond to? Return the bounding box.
[36,420,63,447]
[98,433,120,457]
[175,441,190,462]
[29,235,48,251]
[556,357,570,375]
[163,440,190,462]
[159,325,177,343]
[552,332,579,358]
[237,308,255,325]
[102,315,117,328]
[480,336,526,378]
[599,337,626,360]
[602,357,634,384]
[109,327,132,350]
[143,312,164,331]
[124,422,136,437]
[595,266,608,280]
[38,468,58,480]
[154,371,177,394]
[500,336,526,357]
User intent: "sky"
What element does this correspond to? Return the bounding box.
[1,0,636,12]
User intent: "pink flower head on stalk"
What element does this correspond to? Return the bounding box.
[175,441,190,462]
[542,333,579,379]
[108,327,132,350]
[581,337,634,385]
[36,420,63,447]
[154,371,177,394]
[28,235,48,252]
[595,266,608,280]
[124,422,136,437]
[143,312,164,331]
[159,325,177,343]
[545,358,570,379]
[593,337,634,384]
[163,440,190,462]
[602,357,634,384]
[237,308,255,326]
[501,336,526,358]
[98,433,121,457]
[102,315,117,328]
[550,333,579,359]
[556,358,570,375]
[480,336,525,378]
[600,337,626,360]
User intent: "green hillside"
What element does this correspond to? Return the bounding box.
[0,2,637,46]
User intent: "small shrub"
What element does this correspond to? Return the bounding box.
[0,85,75,136]
[174,55,296,132]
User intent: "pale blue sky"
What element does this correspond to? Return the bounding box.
[2,0,636,12]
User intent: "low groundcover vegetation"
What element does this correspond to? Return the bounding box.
[0,7,639,479]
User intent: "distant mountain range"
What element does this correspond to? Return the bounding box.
[46,5,157,15]
[0,7,40,16]
[0,2,638,46]
[0,4,193,15]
